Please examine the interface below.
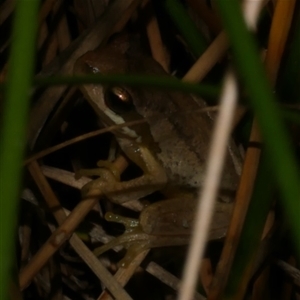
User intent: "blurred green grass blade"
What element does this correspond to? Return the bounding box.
[215,0,300,254]
[164,0,207,57]
[224,154,273,298]
[0,1,39,298]
[34,74,220,98]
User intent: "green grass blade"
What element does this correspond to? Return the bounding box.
[215,0,300,254]
[34,74,219,98]
[0,1,39,298]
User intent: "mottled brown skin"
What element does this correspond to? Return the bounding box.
[74,35,242,261]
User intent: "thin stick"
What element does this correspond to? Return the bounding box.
[207,120,261,300]
[179,1,267,299]
[276,259,300,288]
[97,250,149,300]
[182,31,228,83]
[24,119,145,165]
[25,107,219,166]
[143,0,170,72]
[264,0,296,85]
[20,156,130,299]
[232,1,297,298]
[146,262,206,300]
[182,0,268,84]
[69,235,133,300]
[178,70,238,300]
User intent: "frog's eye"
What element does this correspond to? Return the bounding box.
[104,87,133,114]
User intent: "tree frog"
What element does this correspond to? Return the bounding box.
[73,34,242,266]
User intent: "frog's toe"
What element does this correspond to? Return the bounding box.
[96,160,121,181]
[118,243,149,268]
[105,212,140,231]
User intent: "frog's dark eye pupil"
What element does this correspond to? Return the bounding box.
[104,87,133,114]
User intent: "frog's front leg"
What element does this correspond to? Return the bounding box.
[79,138,168,204]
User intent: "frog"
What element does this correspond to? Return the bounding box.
[73,34,242,267]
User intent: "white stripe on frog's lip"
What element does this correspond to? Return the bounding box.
[103,107,139,139]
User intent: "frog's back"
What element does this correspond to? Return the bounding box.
[128,54,241,197]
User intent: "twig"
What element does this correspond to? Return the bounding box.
[97,250,149,300]
[20,156,132,300]
[24,119,145,165]
[143,0,170,72]
[178,69,238,300]
[276,260,300,288]
[146,262,206,300]
[182,31,228,83]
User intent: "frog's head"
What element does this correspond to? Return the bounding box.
[74,41,158,147]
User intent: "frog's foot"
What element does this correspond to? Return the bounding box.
[97,212,144,252]
[93,212,151,266]
[105,212,139,231]
[77,168,119,198]
[93,235,150,267]
[96,160,121,181]
[118,243,150,268]
[93,228,149,260]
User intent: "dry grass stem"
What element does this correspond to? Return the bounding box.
[215,1,297,297]
[143,1,170,72]
[19,195,99,289]
[20,156,130,298]
[182,31,228,83]
[69,235,133,300]
[146,262,206,300]
[242,0,269,30]
[24,119,145,165]
[28,161,68,223]
[178,69,238,300]
[182,0,268,84]
[97,250,149,300]
[206,0,269,297]
[208,120,262,300]
[264,0,297,85]
[26,105,222,166]
[41,165,90,188]
[199,258,213,295]
[276,260,300,288]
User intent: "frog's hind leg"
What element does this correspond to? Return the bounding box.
[93,230,151,266]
